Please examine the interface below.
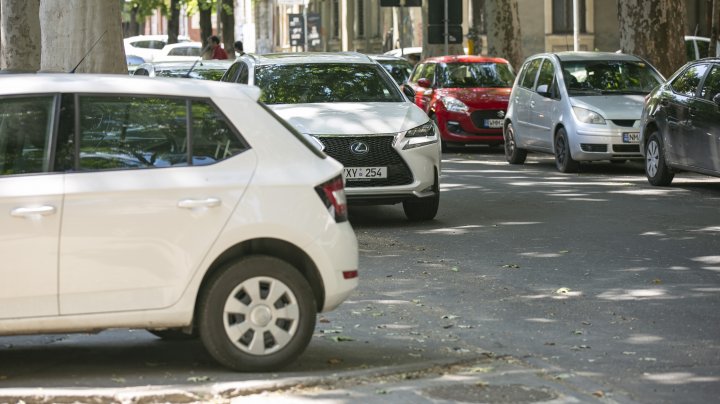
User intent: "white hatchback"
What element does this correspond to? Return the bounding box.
[221,52,442,221]
[0,74,358,371]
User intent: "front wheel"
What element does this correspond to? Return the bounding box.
[198,255,316,371]
[645,132,674,186]
[504,123,527,164]
[403,172,440,221]
[554,128,580,173]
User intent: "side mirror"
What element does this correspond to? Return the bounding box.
[417,78,431,88]
[713,93,720,106]
[536,84,551,98]
[402,84,416,99]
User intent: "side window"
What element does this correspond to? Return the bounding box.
[190,101,247,165]
[697,40,710,59]
[237,64,249,84]
[520,59,541,89]
[535,59,555,92]
[671,64,709,97]
[0,96,55,175]
[409,63,425,83]
[221,62,241,82]
[77,96,188,171]
[700,65,720,101]
[421,63,436,84]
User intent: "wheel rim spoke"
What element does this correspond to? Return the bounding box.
[226,321,252,343]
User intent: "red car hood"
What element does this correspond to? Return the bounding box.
[435,87,511,109]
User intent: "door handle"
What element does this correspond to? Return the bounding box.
[530,100,536,108]
[177,198,221,209]
[11,205,57,217]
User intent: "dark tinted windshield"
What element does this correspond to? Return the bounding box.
[377,60,413,84]
[438,62,515,88]
[255,63,404,104]
[561,60,662,95]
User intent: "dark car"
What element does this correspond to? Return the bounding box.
[368,55,414,85]
[406,55,515,151]
[639,58,720,185]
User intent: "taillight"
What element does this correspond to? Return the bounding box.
[315,175,348,223]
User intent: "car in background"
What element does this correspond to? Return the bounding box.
[639,58,720,185]
[685,36,720,61]
[503,52,664,172]
[221,52,442,221]
[153,41,204,61]
[124,35,191,62]
[133,60,232,81]
[406,55,515,151]
[0,73,358,371]
[384,47,423,65]
[369,54,413,85]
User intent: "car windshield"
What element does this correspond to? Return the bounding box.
[560,60,662,96]
[157,68,227,81]
[438,62,515,88]
[255,63,404,104]
[377,60,413,84]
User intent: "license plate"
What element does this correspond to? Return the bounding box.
[622,132,640,143]
[344,167,387,180]
[484,119,504,128]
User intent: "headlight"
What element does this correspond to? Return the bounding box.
[441,96,469,113]
[572,106,606,125]
[405,121,435,137]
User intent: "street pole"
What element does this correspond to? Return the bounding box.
[573,0,579,51]
[303,0,308,51]
[444,0,449,55]
[400,0,405,56]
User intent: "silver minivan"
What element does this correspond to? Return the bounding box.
[503,52,664,172]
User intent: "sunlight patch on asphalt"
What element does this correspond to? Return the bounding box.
[692,256,720,265]
[597,288,673,301]
[624,334,664,344]
[643,372,720,385]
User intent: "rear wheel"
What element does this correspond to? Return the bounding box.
[645,132,674,186]
[504,123,527,164]
[554,128,580,173]
[198,255,316,371]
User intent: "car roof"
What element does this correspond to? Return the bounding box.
[0,73,260,100]
[250,52,375,66]
[421,55,510,64]
[552,51,643,62]
[125,35,189,42]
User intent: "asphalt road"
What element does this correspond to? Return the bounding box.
[1,149,718,403]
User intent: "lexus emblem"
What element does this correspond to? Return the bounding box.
[350,141,369,155]
[497,110,505,118]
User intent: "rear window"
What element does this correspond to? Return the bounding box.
[255,63,404,104]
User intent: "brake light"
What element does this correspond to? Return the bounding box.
[315,175,348,223]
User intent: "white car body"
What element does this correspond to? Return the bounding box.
[0,74,358,371]
[124,35,191,62]
[153,41,204,62]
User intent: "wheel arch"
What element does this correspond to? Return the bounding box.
[552,123,568,154]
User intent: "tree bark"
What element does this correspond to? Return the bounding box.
[168,0,180,45]
[617,0,686,77]
[484,0,522,70]
[0,0,41,71]
[40,0,126,74]
[199,1,213,49]
[710,0,719,57]
[220,0,234,55]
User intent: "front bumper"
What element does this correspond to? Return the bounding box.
[569,126,642,161]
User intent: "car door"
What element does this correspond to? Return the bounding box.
[665,63,709,166]
[691,64,720,173]
[0,95,62,319]
[528,58,559,151]
[511,58,542,148]
[58,94,256,315]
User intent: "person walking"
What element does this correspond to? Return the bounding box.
[234,40,245,57]
[208,35,228,60]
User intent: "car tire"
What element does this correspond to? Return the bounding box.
[554,128,580,173]
[504,123,527,164]
[645,132,675,186]
[198,255,316,371]
[403,173,440,221]
[148,328,197,340]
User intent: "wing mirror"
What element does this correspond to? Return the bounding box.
[713,93,720,106]
[402,84,416,99]
[417,78,432,88]
[536,84,552,98]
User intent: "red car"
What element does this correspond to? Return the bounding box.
[406,55,515,151]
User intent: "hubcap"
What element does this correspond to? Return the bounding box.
[223,276,300,356]
[647,140,659,177]
[556,136,566,164]
[505,127,515,155]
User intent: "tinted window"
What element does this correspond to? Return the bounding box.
[133,40,165,50]
[255,63,404,104]
[438,62,515,88]
[378,59,413,84]
[190,101,247,165]
[0,96,55,175]
[420,63,436,83]
[535,59,555,91]
[520,59,541,89]
[409,63,425,83]
[561,60,662,95]
[671,64,709,97]
[697,40,710,59]
[237,64,249,84]
[685,40,697,61]
[700,65,720,100]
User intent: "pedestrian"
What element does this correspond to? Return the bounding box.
[234,40,245,57]
[207,35,228,60]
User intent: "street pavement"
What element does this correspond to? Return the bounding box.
[1,149,718,403]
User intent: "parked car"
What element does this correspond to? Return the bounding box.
[153,41,204,62]
[133,60,232,81]
[383,47,423,65]
[503,52,664,172]
[369,54,414,85]
[0,74,358,371]
[221,52,442,221]
[406,55,515,151]
[639,58,720,185]
[124,35,191,62]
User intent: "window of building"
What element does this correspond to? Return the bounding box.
[332,0,340,39]
[552,0,586,33]
[356,0,365,38]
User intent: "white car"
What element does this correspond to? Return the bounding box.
[124,35,191,62]
[153,41,204,62]
[0,74,358,371]
[220,52,442,221]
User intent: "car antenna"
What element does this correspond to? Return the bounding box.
[184,57,203,78]
[70,30,107,73]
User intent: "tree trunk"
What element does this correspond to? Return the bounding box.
[40,0,126,74]
[484,0,522,70]
[710,0,719,57]
[470,0,484,54]
[422,0,464,59]
[126,4,140,37]
[200,1,213,49]
[168,0,180,45]
[617,0,686,77]
[220,0,234,55]
[0,0,41,71]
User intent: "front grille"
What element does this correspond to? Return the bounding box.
[580,143,608,152]
[613,144,640,153]
[470,110,505,129]
[611,120,637,127]
[316,135,413,187]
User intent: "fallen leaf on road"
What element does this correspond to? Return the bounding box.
[555,287,571,295]
[441,314,460,320]
[468,366,493,373]
[623,351,637,355]
[451,267,459,272]
[572,330,584,335]
[318,317,331,323]
[111,377,126,383]
[652,278,663,284]
[375,389,388,395]
[327,358,343,365]
[502,264,520,269]
[187,376,211,383]
[331,336,355,342]
[593,390,605,398]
